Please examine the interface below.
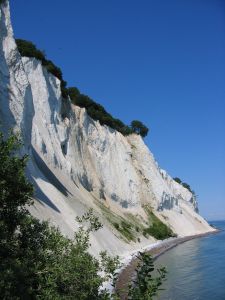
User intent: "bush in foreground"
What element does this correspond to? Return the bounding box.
[128,252,167,300]
[0,132,166,299]
[0,132,119,299]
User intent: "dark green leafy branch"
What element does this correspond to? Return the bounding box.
[128,252,167,300]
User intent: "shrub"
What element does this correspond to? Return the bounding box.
[173,177,182,184]
[143,208,175,240]
[68,87,150,137]
[67,87,80,103]
[173,177,193,193]
[143,222,174,240]
[182,182,192,192]
[68,89,135,136]
[0,132,167,298]
[16,39,45,61]
[112,219,135,242]
[16,39,68,98]
[131,120,149,137]
[128,252,167,300]
[135,226,140,232]
[16,39,150,138]
[113,222,120,230]
[0,132,120,299]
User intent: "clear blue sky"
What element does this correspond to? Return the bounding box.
[10,0,225,220]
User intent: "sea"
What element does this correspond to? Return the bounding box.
[155,220,225,300]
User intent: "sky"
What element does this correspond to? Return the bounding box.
[10,0,225,220]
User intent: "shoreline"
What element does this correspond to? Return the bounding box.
[115,229,219,299]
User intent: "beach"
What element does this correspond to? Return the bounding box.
[115,230,219,299]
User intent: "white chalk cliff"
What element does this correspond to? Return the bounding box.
[0,0,214,256]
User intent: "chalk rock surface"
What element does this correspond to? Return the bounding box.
[0,0,214,256]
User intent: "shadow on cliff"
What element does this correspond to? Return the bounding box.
[29,147,72,213]
[0,3,34,147]
[0,9,16,134]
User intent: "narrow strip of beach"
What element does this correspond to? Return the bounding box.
[115,229,218,300]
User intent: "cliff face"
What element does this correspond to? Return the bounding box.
[0,1,214,256]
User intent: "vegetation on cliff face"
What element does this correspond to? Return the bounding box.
[16,39,149,138]
[0,132,166,299]
[131,120,149,138]
[142,206,176,240]
[173,177,194,193]
[16,39,68,98]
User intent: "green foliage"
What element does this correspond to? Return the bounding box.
[135,226,140,232]
[0,132,121,299]
[173,177,182,184]
[16,39,45,61]
[16,39,68,98]
[0,133,168,299]
[181,182,192,192]
[119,220,135,241]
[0,132,33,235]
[173,177,193,193]
[128,252,167,300]
[16,39,149,138]
[112,219,135,242]
[143,207,175,240]
[67,87,80,102]
[67,88,149,137]
[143,222,174,240]
[131,120,149,137]
[68,88,135,136]
[113,222,120,230]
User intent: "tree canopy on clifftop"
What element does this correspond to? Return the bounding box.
[16,39,149,138]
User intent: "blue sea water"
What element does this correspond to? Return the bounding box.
[155,221,225,300]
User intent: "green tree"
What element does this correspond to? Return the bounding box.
[16,39,69,98]
[131,120,149,138]
[67,87,81,104]
[0,132,166,299]
[182,182,192,192]
[128,252,167,300]
[173,177,182,184]
[16,39,46,62]
[0,132,119,299]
